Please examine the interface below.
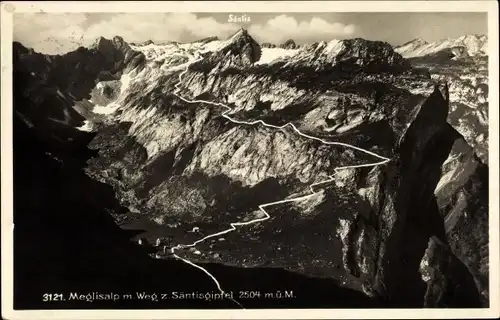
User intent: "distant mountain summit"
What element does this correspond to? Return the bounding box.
[188,28,262,72]
[223,28,262,64]
[280,39,298,49]
[260,39,298,49]
[395,34,488,58]
[187,30,411,75]
[261,42,277,48]
[287,38,409,70]
[92,36,133,63]
[12,36,145,140]
[397,38,429,51]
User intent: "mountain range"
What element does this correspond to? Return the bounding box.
[395,34,488,59]
[12,29,489,309]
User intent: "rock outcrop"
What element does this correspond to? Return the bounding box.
[189,29,261,73]
[395,35,489,164]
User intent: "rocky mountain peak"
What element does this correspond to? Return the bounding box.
[458,34,486,42]
[232,27,250,38]
[89,35,145,71]
[294,38,409,69]
[340,38,405,61]
[112,35,126,46]
[198,28,261,68]
[399,38,429,48]
[92,36,130,51]
[477,34,487,41]
[92,36,126,61]
[395,34,488,58]
[225,28,260,54]
[280,39,298,49]
[455,34,488,54]
[394,38,428,54]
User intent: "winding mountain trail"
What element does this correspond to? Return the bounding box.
[167,56,392,309]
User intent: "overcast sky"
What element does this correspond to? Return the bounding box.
[13,12,487,55]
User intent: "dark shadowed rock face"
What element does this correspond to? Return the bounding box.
[420,237,482,307]
[261,42,277,48]
[280,39,298,49]
[286,38,411,71]
[12,31,489,308]
[195,29,262,71]
[371,86,451,303]
[12,38,145,146]
[395,35,489,165]
[372,85,487,307]
[433,135,489,304]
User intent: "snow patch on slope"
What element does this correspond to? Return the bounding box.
[93,103,120,115]
[200,40,225,53]
[255,48,300,65]
[289,39,346,66]
[94,72,134,115]
[76,120,95,132]
[395,34,488,58]
[324,40,345,57]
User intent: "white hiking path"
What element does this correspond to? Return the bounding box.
[167,55,391,309]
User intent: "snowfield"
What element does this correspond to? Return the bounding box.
[395,34,487,58]
[256,48,300,65]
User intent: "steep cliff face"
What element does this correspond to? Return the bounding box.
[189,29,262,72]
[373,87,454,305]
[428,60,488,164]
[433,133,489,303]
[395,35,488,164]
[276,38,410,72]
[419,236,483,307]
[13,30,489,308]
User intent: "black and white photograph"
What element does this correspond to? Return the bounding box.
[1,1,499,319]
